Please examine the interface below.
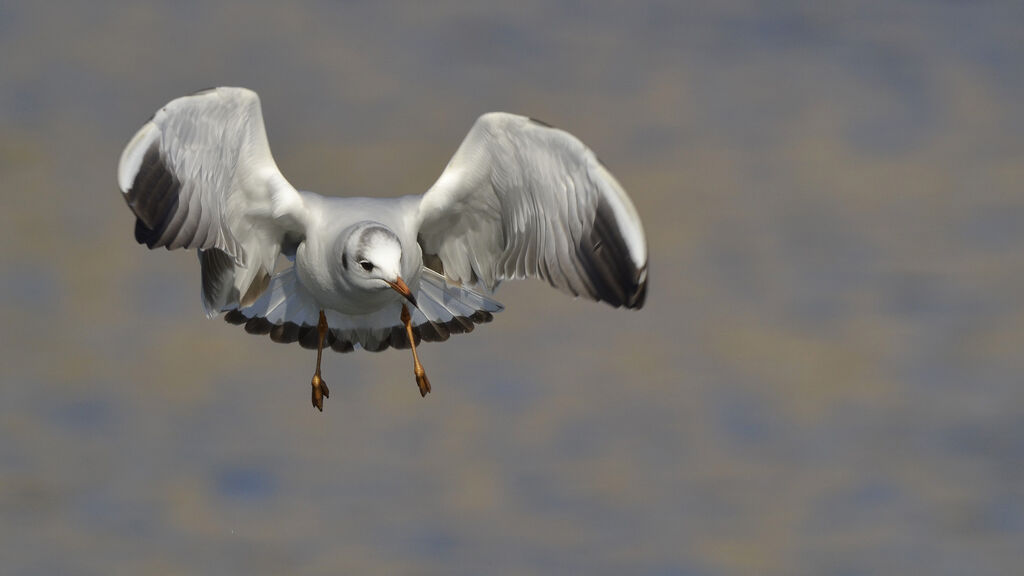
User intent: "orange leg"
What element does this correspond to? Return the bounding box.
[401,304,431,397]
[310,310,331,411]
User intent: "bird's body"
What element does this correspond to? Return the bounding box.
[119,87,648,409]
[293,194,423,315]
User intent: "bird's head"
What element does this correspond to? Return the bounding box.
[340,222,416,306]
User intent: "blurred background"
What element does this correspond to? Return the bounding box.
[2,1,1022,574]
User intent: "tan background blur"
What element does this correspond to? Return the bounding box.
[2,2,1022,574]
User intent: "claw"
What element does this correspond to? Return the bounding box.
[311,372,327,411]
[416,369,431,397]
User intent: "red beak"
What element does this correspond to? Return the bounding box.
[386,276,417,307]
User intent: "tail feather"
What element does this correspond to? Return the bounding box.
[222,267,503,352]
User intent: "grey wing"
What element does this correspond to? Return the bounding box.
[117,87,309,316]
[416,112,648,308]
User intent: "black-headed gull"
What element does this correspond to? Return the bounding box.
[118,87,648,410]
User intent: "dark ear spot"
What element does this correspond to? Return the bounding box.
[341,252,348,270]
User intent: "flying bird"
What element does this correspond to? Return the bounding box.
[118,87,648,411]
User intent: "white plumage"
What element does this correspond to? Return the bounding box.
[119,87,647,362]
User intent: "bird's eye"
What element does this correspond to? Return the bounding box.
[359,260,374,272]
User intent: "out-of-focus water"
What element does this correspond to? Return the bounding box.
[2,2,1022,574]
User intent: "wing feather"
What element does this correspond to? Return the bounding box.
[118,87,308,316]
[416,113,648,308]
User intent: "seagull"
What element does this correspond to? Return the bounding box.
[118,87,648,411]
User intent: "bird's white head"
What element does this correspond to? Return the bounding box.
[340,222,415,304]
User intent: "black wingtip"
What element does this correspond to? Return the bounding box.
[575,193,649,310]
[124,141,184,249]
[626,266,648,309]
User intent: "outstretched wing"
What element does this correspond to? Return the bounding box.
[416,113,648,309]
[117,87,309,316]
